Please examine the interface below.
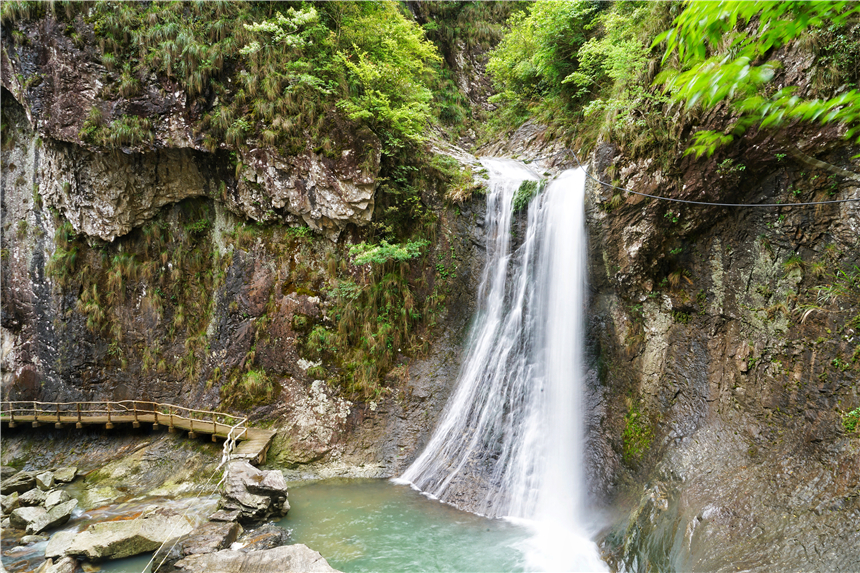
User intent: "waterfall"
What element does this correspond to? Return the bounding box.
[397,158,605,571]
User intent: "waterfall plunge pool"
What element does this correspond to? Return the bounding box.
[280,478,606,572]
[8,478,606,573]
[280,478,528,572]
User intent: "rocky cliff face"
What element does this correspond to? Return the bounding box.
[588,139,860,571]
[1,14,380,241]
[2,82,488,477]
[0,0,491,481]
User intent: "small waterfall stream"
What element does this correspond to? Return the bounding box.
[398,159,605,570]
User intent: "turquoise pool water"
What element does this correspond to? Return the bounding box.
[279,479,531,572]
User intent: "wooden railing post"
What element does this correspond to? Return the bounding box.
[32,400,39,428]
[132,401,140,429]
[9,402,16,428]
[106,402,113,430]
[55,404,62,429]
[188,411,196,439]
[168,406,175,433]
[76,403,82,429]
[153,403,160,430]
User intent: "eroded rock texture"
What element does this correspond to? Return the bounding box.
[1,13,381,240]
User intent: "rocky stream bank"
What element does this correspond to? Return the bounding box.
[0,429,338,573]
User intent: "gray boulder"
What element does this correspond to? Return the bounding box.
[21,534,49,544]
[1,492,20,514]
[52,468,77,484]
[2,471,37,494]
[10,506,47,530]
[26,499,77,534]
[45,529,78,559]
[152,521,242,572]
[37,556,78,573]
[236,523,290,552]
[208,509,241,522]
[44,490,71,510]
[0,466,18,480]
[19,488,48,506]
[219,461,289,523]
[174,545,340,573]
[36,472,55,491]
[66,507,193,560]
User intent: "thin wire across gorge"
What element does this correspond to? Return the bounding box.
[531,148,860,208]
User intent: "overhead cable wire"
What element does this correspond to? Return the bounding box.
[529,148,860,207]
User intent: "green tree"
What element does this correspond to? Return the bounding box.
[655,1,860,157]
[486,0,599,120]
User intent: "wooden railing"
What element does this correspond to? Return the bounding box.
[0,400,248,439]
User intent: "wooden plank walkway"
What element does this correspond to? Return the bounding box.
[0,401,276,465]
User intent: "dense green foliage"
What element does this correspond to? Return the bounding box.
[622,402,653,462]
[656,1,860,157]
[413,1,528,133]
[486,0,860,158]
[0,1,443,154]
[486,1,674,154]
[511,179,545,213]
[70,1,441,155]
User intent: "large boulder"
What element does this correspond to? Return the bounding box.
[65,507,193,561]
[235,523,290,552]
[44,490,72,510]
[36,472,55,491]
[19,488,48,507]
[1,492,20,514]
[26,499,77,534]
[53,468,78,484]
[0,466,18,480]
[174,545,340,573]
[9,506,47,530]
[152,521,242,572]
[36,556,78,573]
[219,462,289,524]
[45,529,78,559]
[2,471,37,494]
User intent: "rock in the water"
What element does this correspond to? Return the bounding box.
[0,466,18,480]
[43,556,78,573]
[174,545,340,573]
[2,471,37,494]
[208,509,241,523]
[44,490,71,510]
[36,472,55,491]
[10,506,47,530]
[26,499,77,535]
[153,521,242,572]
[66,507,194,560]
[219,461,289,523]
[19,488,48,507]
[235,523,290,552]
[1,492,20,514]
[21,534,49,544]
[1,517,11,529]
[52,468,77,484]
[45,529,78,559]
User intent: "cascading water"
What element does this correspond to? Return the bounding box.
[397,158,605,571]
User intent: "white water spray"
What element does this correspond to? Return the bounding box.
[398,159,605,570]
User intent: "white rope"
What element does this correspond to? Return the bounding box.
[141,421,243,573]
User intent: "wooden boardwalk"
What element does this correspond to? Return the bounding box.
[0,401,275,465]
